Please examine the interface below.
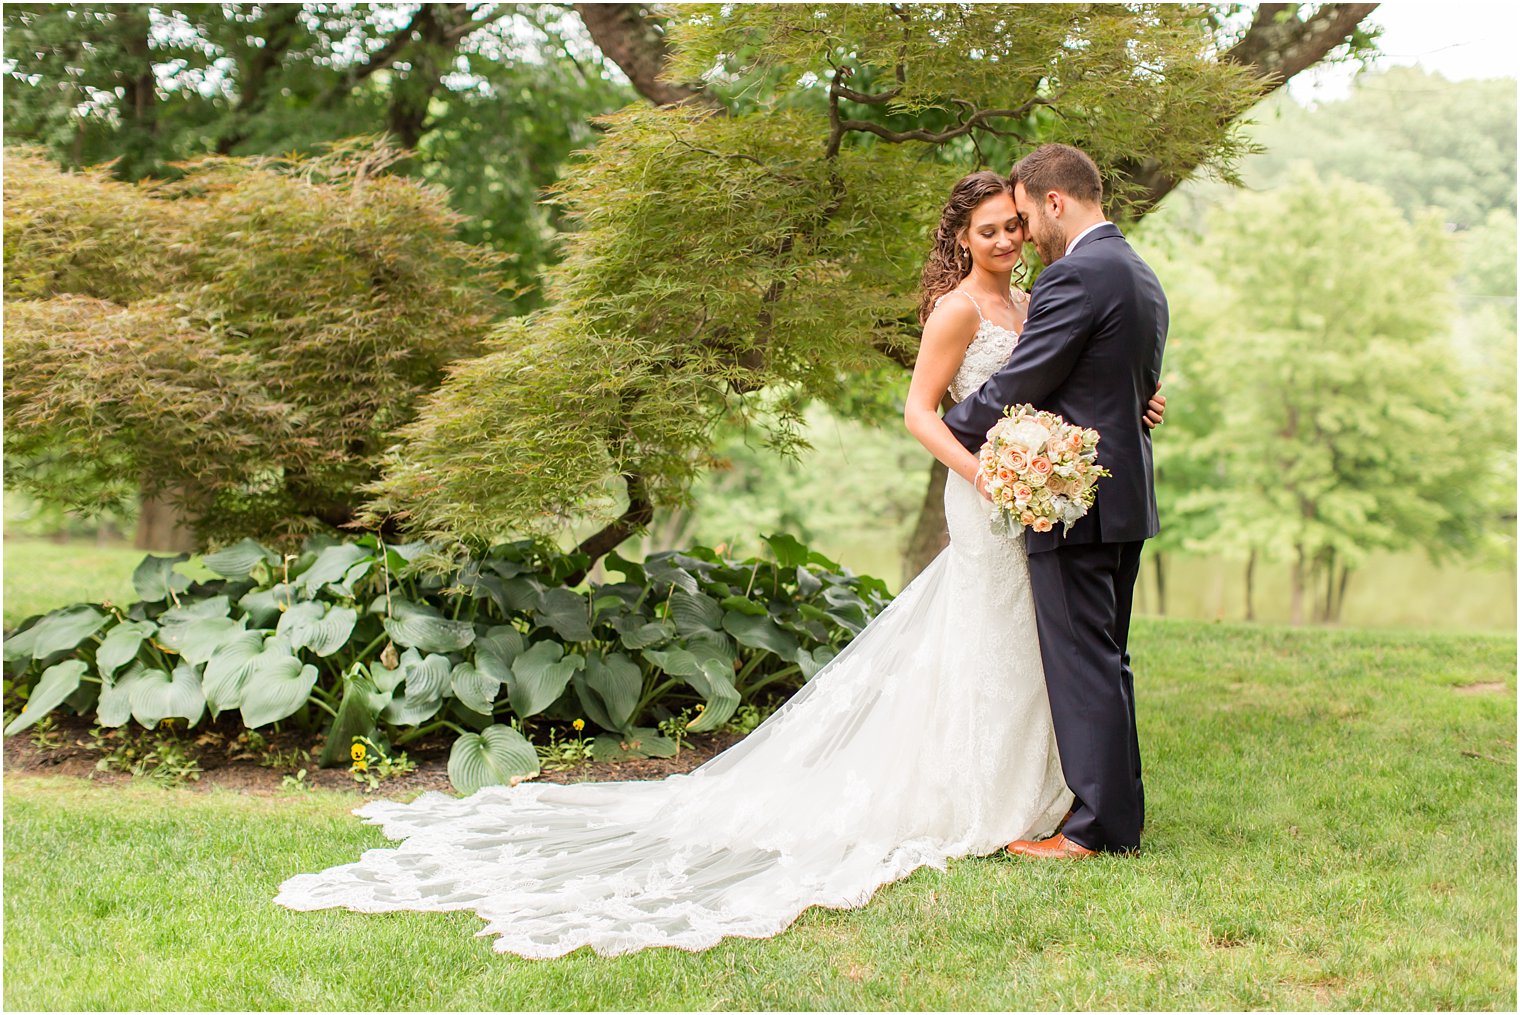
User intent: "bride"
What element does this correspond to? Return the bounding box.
[274,170,1166,959]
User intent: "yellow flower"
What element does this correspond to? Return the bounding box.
[351,759,368,772]
[572,719,585,732]
[695,704,705,713]
[350,742,366,761]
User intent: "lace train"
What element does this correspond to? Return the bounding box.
[274,472,1070,958]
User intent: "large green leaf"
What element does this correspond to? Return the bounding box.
[124,661,206,728]
[275,601,357,657]
[796,644,838,680]
[159,596,232,625]
[722,611,800,658]
[237,583,299,627]
[296,543,373,595]
[589,728,678,761]
[615,615,673,650]
[532,587,593,642]
[643,556,700,595]
[382,599,475,653]
[574,650,643,732]
[3,659,87,735]
[509,641,582,718]
[670,588,723,635]
[763,532,810,568]
[201,630,266,716]
[450,661,502,716]
[157,615,249,666]
[317,670,388,768]
[719,595,768,617]
[96,661,147,727]
[447,725,540,795]
[473,625,525,685]
[23,605,109,659]
[95,621,158,678]
[794,565,824,597]
[132,554,192,604]
[201,538,278,580]
[3,622,40,665]
[379,648,450,725]
[641,646,700,677]
[238,637,319,728]
[682,659,741,733]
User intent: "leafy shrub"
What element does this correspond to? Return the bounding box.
[3,143,504,545]
[2,533,889,793]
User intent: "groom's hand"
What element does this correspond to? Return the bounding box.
[1144,381,1166,429]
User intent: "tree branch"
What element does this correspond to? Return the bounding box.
[564,472,654,585]
[1109,2,1380,220]
[571,3,722,110]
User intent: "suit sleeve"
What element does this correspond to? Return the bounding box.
[941,262,1095,452]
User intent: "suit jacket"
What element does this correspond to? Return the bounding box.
[941,223,1167,554]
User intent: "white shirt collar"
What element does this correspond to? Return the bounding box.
[1065,221,1110,256]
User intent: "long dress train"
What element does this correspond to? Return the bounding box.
[274,309,1071,958]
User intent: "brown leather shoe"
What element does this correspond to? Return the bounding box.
[1005,833,1097,859]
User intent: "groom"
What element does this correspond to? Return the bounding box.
[942,143,1167,857]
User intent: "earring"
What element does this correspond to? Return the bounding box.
[960,246,970,267]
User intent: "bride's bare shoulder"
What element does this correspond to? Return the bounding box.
[923,290,982,346]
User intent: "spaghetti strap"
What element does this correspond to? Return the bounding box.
[948,288,984,320]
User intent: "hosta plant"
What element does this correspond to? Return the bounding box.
[3,533,889,794]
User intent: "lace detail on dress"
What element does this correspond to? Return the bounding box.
[273,288,1068,960]
[933,289,1022,403]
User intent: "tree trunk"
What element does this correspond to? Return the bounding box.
[901,458,949,587]
[1244,549,1257,622]
[1320,550,1336,624]
[1153,550,1167,616]
[1289,546,1306,626]
[1334,565,1352,624]
[135,488,198,553]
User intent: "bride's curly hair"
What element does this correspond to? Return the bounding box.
[916,170,1016,324]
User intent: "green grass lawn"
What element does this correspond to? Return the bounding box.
[4,619,1514,1010]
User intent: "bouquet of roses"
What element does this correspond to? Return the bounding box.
[978,404,1110,536]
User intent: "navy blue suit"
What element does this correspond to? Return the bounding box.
[941,223,1167,852]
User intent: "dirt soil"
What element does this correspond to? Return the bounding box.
[2,712,749,797]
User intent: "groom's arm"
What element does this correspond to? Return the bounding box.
[941,262,1095,452]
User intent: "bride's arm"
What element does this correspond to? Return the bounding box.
[904,298,986,493]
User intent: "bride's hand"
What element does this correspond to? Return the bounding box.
[972,471,994,503]
[1143,381,1166,429]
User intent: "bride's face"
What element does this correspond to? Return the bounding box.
[960,192,1025,276]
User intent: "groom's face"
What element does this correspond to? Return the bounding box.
[1013,181,1066,266]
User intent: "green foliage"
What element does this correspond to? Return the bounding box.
[366,4,1267,546]
[2,4,633,297]
[3,145,503,546]
[1146,166,1507,621]
[1246,68,1517,229]
[90,723,203,788]
[3,532,889,793]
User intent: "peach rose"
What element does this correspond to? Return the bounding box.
[997,467,1016,485]
[1020,511,1037,527]
[1030,456,1053,476]
[1007,448,1031,472]
[1012,482,1034,504]
[1068,431,1085,451]
[1031,516,1054,533]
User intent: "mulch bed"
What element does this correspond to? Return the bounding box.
[2,712,748,798]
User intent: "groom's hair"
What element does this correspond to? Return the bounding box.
[1011,144,1103,206]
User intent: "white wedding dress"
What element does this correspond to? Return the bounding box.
[274,295,1072,958]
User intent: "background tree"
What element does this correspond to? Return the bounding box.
[1155,168,1493,624]
[3,145,502,550]
[1,2,631,304]
[364,3,1387,578]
